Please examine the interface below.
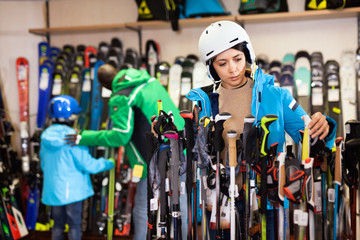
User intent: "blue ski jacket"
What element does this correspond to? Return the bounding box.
[40,124,114,206]
[186,67,337,152]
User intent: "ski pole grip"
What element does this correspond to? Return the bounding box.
[260,114,278,157]
[345,119,360,142]
[334,137,343,185]
[243,115,256,164]
[278,152,286,202]
[214,112,231,152]
[227,130,237,168]
[180,110,194,146]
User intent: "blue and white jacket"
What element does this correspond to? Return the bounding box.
[40,124,114,206]
[186,68,337,152]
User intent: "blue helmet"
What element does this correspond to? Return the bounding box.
[49,95,82,120]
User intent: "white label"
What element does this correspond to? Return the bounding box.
[314,181,322,213]
[76,59,84,66]
[150,198,158,211]
[202,175,208,190]
[39,72,49,90]
[250,179,255,188]
[328,89,340,102]
[311,88,323,106]
[345,124,351,135]
[180,181,186,195]
[52,80,62,95]
[294,209,308,226]
[209,190,217,225]
[165,178,169,192]
[296,81,310,97]
[328,188,335,203]
[70,76,79,83]
[172,211,181,217]
[82,79,91,92]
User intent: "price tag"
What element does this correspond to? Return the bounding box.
[82,79,91,92]
[131,164,143,183]
[165,178,170,192]
[328,88,340,102]
[202,175,208,190]
[150,198,158,211]
[294,209,308,226]
[180,182,186,195]
[311,88,323,106]
[70,74,79,83]
[52,81,62,95]
[328,188,335,203]
[314,181,322,213]
[39,72,49,90]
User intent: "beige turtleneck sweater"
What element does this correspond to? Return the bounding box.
[218,77,253,185]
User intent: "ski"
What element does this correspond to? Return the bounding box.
[16,57,30,175]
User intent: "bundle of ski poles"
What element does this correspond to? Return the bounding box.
[145,102,360,240]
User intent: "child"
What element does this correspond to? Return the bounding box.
[40,95,114,240]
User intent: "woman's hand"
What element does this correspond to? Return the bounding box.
[308,112,329,140]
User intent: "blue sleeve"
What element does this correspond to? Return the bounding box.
[282,88,307,144]
[70,146,114,174]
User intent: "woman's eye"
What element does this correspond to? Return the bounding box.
[235,58,242,62]
[219,63,226,67]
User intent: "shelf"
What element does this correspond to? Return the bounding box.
[236,7,360,24]
[29,7,360,35]
[29,23,127,35]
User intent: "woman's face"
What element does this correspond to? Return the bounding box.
[212,48,247,89]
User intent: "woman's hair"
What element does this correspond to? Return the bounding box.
[231,42,251,63]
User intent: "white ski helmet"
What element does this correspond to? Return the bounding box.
[198,20,256,81]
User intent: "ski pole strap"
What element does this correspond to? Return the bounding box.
[343,138,360,187]
[283,157,305,203]
[242,114,256,165]
[195,116,211,169]
[213,112,231,152]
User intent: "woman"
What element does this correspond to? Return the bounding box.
[186,20,336,239]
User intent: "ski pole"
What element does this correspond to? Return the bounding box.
[277,152,286,240]
[344,138,360,240]
[165,131,182,240]
[242,114,256,240]
[214,112,231,239]
[259,114,278,240]
[192,105,199,240]
[198,116,211,240]
[320,152,328,240]
[146,131,158,240]
[344,119,360,240]
[298,115,311,240]
[227,130,237,240]
[158,144,170,240]
[304,157,315,240]
[334,137,344,240]
[180,110,195,240]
